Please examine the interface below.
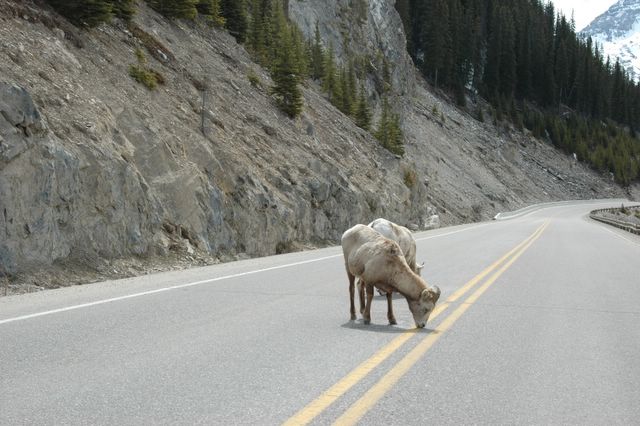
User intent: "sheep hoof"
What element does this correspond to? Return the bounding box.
[389,319,397,325]
[364,318,371,325]
[350,314,356,320]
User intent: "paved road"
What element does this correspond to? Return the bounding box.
[1,200,639,425]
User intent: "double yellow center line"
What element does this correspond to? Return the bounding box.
[284,221,549,426]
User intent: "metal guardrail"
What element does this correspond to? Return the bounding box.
[589,207,640,235]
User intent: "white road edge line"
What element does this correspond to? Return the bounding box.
[1,222,491,326]
[0,254,341,326]
[593,221,640,247]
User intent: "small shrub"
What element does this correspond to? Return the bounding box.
[403,168,417,189]
[247,69,262,88]
[129,64,158,89]
[129,48,164,90]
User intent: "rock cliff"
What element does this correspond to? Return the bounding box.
[0,0,635,291]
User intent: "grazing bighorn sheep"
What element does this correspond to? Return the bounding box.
[341,224,441,328]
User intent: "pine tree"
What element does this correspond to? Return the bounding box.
[310,22,325,80]
[221,0,248,42]
[422,0,451,88]
[197,0,225,26]
[146,0,198,19]
[322,43,338,100]
[47,0,113,27]
[266,0,288,69]
[291,26,309,80]
[354,84,371,130]
[270,4,303,118]
[271,0,307,118]
[375,97,404,156]
[248,0,266,61]
[339,66,352,114]
[498,6,517,100]
[111,0,136,21]
[347,61,357,114]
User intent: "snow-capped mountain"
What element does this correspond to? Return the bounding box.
[581,0,640,80]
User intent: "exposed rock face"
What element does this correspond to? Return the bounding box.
[0,2,427,280]
[0,81,161,276]
[0,1,636,286]
[289,0,415,97]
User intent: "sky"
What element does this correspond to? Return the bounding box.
[551,0,618,31]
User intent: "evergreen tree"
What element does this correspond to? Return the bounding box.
[347,60,358,114]
[197,0,225,26]
[46,0,113,27]
[221,0,248,42]
[111,0,136,21]
[310,22,325,80]
[338,67,351,114]
[146,0,198,19]
[375,97,404,156]
[498,5,517,100]
[266,0,288,68]
[248,0,267,61]
[421,0,451,88]
[271,21,303,118]
[354,84,371,131]
[291,26,309,80]
[322,42,338,101]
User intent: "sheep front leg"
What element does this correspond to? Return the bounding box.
[348,271,356,320]
[363,282,374,325]
[386,292,397,325]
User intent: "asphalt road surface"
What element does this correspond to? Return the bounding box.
[2,200,639,425]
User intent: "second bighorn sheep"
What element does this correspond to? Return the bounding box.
[369,218,424,276]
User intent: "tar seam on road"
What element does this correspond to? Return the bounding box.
[282,222,549,426]
[0,223,493,326]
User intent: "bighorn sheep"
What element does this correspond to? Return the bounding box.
[368,218,424,276]
[341,224,441,328]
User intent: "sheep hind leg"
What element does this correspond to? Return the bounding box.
[386,292,397,325]
[348,271,356,320]
[357,279,366,314]
[363,283,374,325]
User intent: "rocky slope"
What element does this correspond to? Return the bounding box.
[0,0,636,294]
[582,0,640,79]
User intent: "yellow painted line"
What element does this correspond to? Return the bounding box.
[282,303,447,426]
[332,222,549,426]
[283,223,547,426]
[445,222,547,303]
